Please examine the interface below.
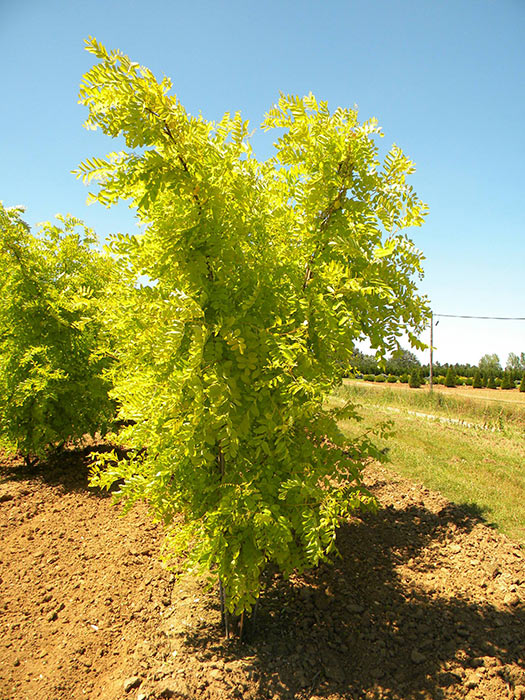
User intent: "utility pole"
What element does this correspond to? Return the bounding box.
[429,311,434,393]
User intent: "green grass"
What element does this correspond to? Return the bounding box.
[334,383,525,546]
[337,380,525,434]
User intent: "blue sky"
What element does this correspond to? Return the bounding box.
[1,0,524,366]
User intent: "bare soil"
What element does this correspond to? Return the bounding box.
[1,444,524,700]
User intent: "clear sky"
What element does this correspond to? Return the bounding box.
[1,0,524,367]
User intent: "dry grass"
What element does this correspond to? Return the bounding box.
[339,379,525,433]
[353,377,525,405]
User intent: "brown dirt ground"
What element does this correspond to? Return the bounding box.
[1,444,524,700]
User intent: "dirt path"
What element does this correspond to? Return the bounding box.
[1,446,524,700]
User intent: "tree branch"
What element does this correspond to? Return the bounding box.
[301,178,350,292]
[144,106,217,281]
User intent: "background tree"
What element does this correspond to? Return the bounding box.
[444,366,456,388]
[79,39,429,619]
[385,347,420,377]
[506,352,521,371]
[409,370,421,388]
[500,371,512,390]
[0,203,116,464]
[472,369,482,388]
[479,353,502,378]
[506,352,524,383]
[350,351,380,376]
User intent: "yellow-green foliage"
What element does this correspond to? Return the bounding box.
[0,204,116,460]
[80,38,429,613]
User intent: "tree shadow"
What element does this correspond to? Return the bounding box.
[173,497,524,699]
[0,441,125,497]
[455,500,496,528]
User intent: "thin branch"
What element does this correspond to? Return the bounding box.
[144,105,216,281]
[217,443,225,480]
[301,163,353,292]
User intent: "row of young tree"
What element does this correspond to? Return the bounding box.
[0,39,432,628]
[352,350,525,385]
[360,366,525,391]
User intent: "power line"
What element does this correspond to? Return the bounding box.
[428,310,524,391]
[434,313,525,321]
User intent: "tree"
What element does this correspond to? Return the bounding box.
[479,353,502,377]
[0,203,116,464]
[351,351,380,376]
[520,375,525,393]
[500,371,513,390]
[472,369,482,388]
[506,352,522,372]
[80,38,429,621]
[444,367,456,388]
[487,375,497,390]
[409,370,421,388]
[506,352,524,383]
[385,347,420,376]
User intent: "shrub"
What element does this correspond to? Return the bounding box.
[487,376,497,389]
[387,375,398,383]
[374,375,387,382]
[444,367,456,388]
[400,373,409,384]
[0,204,116,463]
[520,375,525,393]
[363,374,376,382]
[500,372,513,390]
[472,370,482,388]
[409,370,421,388]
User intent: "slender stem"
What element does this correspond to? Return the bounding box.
[225,603,230,640]
[250,597,259,638]
[429,311,434,393]
[144,105,202,204]
[24,454,38,469]
[219,578,225,629]
[217,444,225,480]
[302,175,352,292]
[239,611,245,643]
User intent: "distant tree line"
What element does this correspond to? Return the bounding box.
[351,349,525,390]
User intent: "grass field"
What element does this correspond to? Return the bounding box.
[335,380,525,546]
[354,377,525,405]
[341,379,525,432]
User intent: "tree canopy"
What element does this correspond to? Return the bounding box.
[79,38,429,615]
[0,203,116,461]
[478,353,502,376]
